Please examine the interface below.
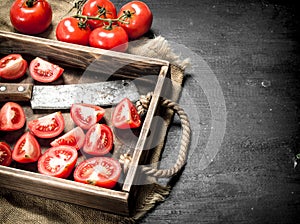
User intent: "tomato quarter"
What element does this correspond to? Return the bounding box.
[70,103,105,130]
[56,17,92,46]
[50,127,85,150]
[10,0,52,34]
[117,1,153,40]
[74,156,121,189]
[112,98,141,129]
[0,54,27,80]
[37,145,78,178]
[89,25,128,52]
[82,0,117,29]
[28,111,65,139]
[12,132,41,163]
[0,102,26,131]
[0,142,12,166]
[29,57,64,83]
[83,123,113,156]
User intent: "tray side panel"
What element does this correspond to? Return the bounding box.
[0,166,130,216]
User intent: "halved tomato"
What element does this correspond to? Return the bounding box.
[28,111,65,139]
[50,126,85,150]
[112,98,141,129]
[0,102,26,131]
[12,132,41,163]
[83,123,113,156]
[74,156,121,189]
[0,142,12,166]
[37,145,78,178]
[70,103,105,130]
[0,54,28,80]
[29,57,64,83]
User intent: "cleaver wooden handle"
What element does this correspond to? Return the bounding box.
[0,83,33,102]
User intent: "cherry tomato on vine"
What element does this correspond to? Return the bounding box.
[0,102,26,131]
[82,0,117,29]
[70,103,105,130]
[89,25,128,52]
[37,145,78,178]
[50,127,85,150]
[117,1,153,40]
[28,112,65,139]
[112,98,141,129]
[0,54,28,80]
[10,0,52,35]
[83,123,113,156]
[12,132,41,163]
[56,17,92,46]
[0,142,12,166]
[29,57,64,83]
[74,156,121,189]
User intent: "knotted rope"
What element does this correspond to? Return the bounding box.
[136,92,191,178]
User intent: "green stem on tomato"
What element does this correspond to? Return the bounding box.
[73,10,133,25]
[25,0,37,7]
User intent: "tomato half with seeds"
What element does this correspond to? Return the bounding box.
[12,132,41,163]
[0,142,12,166]
[0,54,28,80]
[74,156,121,189]
[29,57,64,83]
[82,0,117,29]
[112,98,141,129]
[83,123,113,156]
[0,102,26,131]
[50,127,85,150]
[117,1,153,40]
[70,103,105,130]
[28,112,65,139]
[38,145,78,178]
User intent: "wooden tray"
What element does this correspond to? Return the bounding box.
[0,30,170,216]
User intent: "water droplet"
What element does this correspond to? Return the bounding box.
[261,80,271,88]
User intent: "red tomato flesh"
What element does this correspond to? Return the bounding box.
[38,145,78,178]
[112,98,141,129]
[0,54,27,80]
[83,123,113,156]
[29,57,64,83]
[50,127,85,150]
[0,142,12,166]
[0,102,26,131]
[12,132,41,163]
[28,111,65,139]
[74,156,121,189]
[70,103,105,130]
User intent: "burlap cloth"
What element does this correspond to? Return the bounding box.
[0,1,190,223]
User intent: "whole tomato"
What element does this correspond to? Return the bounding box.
[56,17,92,46]
[82,0,117,29]
[10,0,52,35]
[89,25,128,52]
[117,1,153,40]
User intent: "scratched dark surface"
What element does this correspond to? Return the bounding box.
[130,0,300,223]
[1,0,300,223]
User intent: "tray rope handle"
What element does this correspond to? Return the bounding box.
[136,92,191,178]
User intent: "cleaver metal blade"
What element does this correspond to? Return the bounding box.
[0,80,140,109]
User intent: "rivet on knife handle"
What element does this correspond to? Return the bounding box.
[0,83,33,102]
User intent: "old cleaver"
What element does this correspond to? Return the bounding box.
[0,80,140,109]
